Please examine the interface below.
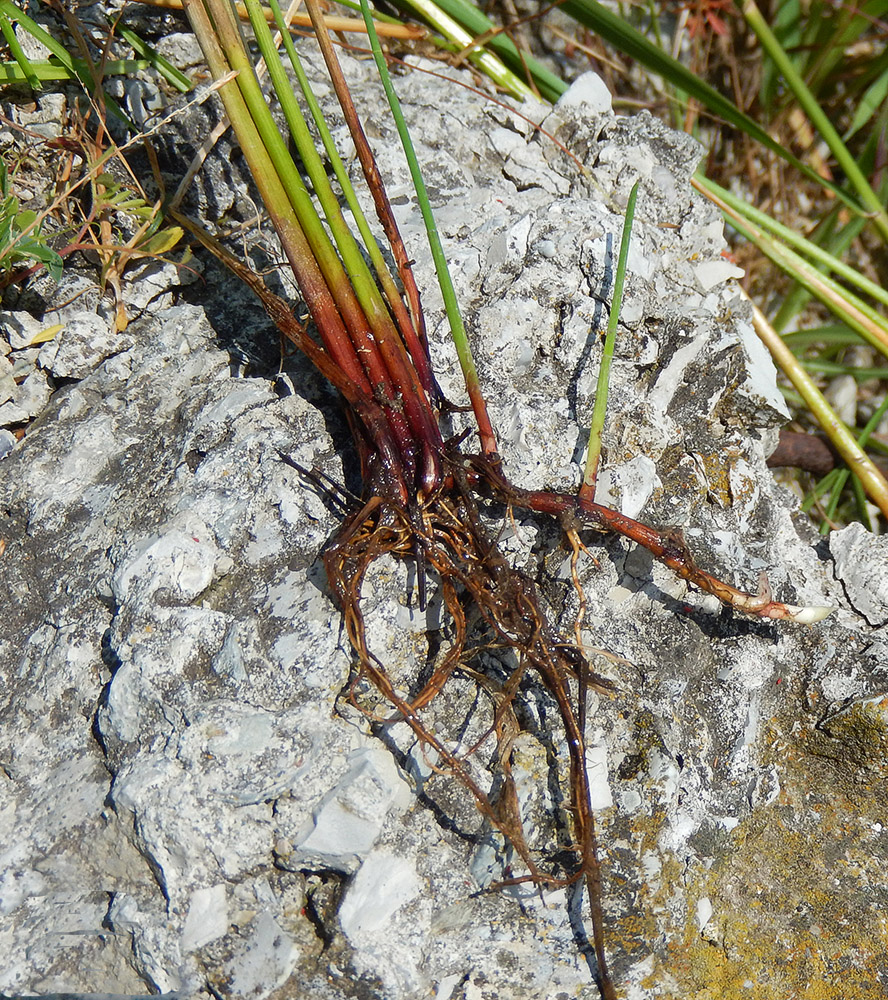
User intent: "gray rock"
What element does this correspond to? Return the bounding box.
[154,32,208,71]
[38,312,124,379]
[0,368,51,425]
[2,48,887,1000]
[830,521,888,626]
[1,310,48,351]
[0,428,15,458]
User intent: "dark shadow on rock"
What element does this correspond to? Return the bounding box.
[180,249,364,498]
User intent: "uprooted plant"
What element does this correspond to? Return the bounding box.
[177,0,833,995]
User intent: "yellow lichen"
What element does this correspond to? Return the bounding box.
[608,702,888,997]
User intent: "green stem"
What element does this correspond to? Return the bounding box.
[387,0,563,102]
[580,181,639,500]
[0,9,41,90]
[696,175,888,315]
[751,302,888,520]
[0,0,130,122]
[358,0,499,457]
[182,1,380,401]
[382,0,536,101]
[265,0,433,395]
[119,28,192,92]
[242,0,385,318]
[698,179,888,359]
[0,58,149,83]
[742,0,888,245]
[301,0,445,490]
[204,0,440,482]
[817,393,888,533]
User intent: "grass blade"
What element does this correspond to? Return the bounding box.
[750,301,888,520]
[741,0,888,244]
[0,58,149,84]
[0,0,131,123]
[554,0,868,213]
[265,0,434,394]
[695,175,888,314]
[357,0,498,456]
[382,0,536,101]
[580,180,638,501]
[696,177,888,359]
[119,27,193,92]
[388,0,565,102]
[0,8,42,90]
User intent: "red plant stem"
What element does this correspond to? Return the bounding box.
[187,0,433,491]
[262,272,412,505]
[174,210,412,504]
[303,0,435,393]
[470,456,813,620]
[275,203,432,489]
[271,215,424,489]
[266,1,442,493]
[279,199,440,490]
[265,271,411,504]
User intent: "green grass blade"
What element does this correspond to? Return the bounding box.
[203,0,351,294]
[0,0,131,123]
[381,0,536,101]
[783,326,872,351]
[387,0,566,102]
[752,302,888,520]
[182,0,385,399]
[242,0,377,298]
[770,205,864,334]
[844,65,888,141]
[264,0,409,334]
[581,180,639,499]
[358,0,498,455]
[813,392,888,533]
[742,0,888,244]
[119,27,192,93]
[327,0,412,26]
[803,360,888,380]
[698,178,888,359]
[580,181,639,500]
[697,175,888,314]
[0,58,149,84]
[0,9,41,90]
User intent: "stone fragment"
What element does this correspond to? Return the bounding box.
[288,746,413,873]
[38,311,122,378]
[0,369,50,425]
[830,521,888,626]
[555,70,613,115]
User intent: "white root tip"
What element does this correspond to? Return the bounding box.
[779,604,834,624]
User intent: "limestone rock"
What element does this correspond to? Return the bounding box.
[1,40,887,1000]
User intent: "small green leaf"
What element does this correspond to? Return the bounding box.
[844,69,888,142]
[139,226,184,256]
[14,208,37,230]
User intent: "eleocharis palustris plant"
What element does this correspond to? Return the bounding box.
[179,2,833,996]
